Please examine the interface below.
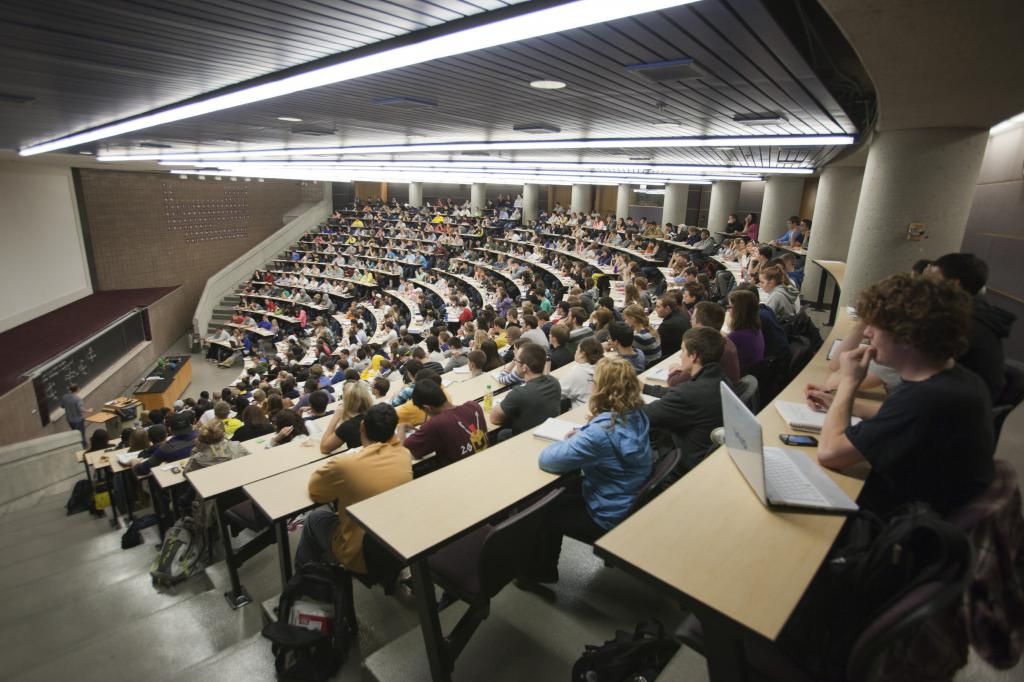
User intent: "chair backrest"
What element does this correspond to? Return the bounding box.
[478,488,564,598]
[998,359,1024,408]
[787,335,812,378]
[629,450,682,515]
[735,375,759,412]
[946,459,1018,532]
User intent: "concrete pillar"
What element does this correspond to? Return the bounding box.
[759,176,805,242]
[661,183,689,228]
[707,180,741,240]
[800,166,864,302]
[841,128,989,307]
[570,184,593,214]
[616,184,632,221]
[408,181,423,208]
[470,182,486,214]
[522,183,540,223]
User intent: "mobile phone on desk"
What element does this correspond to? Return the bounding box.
[780,433,818,447]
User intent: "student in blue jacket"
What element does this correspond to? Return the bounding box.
[527,357,652,584]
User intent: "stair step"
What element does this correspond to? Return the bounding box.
[169,633,278,682]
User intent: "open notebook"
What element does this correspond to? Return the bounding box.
[774,401,862,434]
[532,418,580,442]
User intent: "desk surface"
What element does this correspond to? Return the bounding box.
[348,404,590,562]
[86,446,130,472]
[596,260,861,642]
[185,443,328,498]
[244,454,346,522]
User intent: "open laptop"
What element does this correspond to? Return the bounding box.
[720,383,858,513]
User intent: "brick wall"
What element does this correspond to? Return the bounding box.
[76,169,321,327]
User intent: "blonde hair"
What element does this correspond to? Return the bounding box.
[197,419,226,445]
[587,357,644,427]
[339,381,373,421]
[623,304,658,341]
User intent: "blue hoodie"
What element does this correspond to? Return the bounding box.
[538,410,652,530]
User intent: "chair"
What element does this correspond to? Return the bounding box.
[993,360,1024,444]
[786,335,812,379]
[426,488,564,663]
[735,375,759,412]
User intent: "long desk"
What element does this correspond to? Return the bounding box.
[133,356,193,410]
[594,261,864,682]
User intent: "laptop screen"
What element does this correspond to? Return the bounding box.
[720,382,767,505]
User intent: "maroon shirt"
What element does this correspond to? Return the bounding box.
[403,401,488,466]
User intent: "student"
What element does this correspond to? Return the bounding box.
[268,410,310,447]
[490,343,562,439]
[654,295,691,358]
[320,381,374,453]
[759,265,800,321]
[644,327,730,470]
[623,304,660,366]
[443,337,469,372]
[132,413,197,476]
[605,321,646,374]
[561,336,603,409]
[232,405,275,443]
[61,383,92,448]
[301,390,332,441]
[370,376,391,403]
[812,273,995,516]
[780,252,804,288]
[521,314,549,348]
[466,350,487,377]
[214,401,243,439]
[524,357,652,584]
[295,404,413,575]
[771,216,804,247]
[547,324,574,370]
[726,289,765,370]
[398,379,487,467]
[86,428,111,453]
[741,212,760,241]
[184,420,251,471]
[665,301,741,386]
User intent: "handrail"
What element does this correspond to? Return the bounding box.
[192,182,332,337]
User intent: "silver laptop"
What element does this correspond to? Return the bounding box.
[720,383,858,513]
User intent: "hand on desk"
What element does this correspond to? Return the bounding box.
[805,383,834,412]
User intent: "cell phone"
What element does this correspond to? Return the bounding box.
[170,466,181,474]
[780,433,818,447]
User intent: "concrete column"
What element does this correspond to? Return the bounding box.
[800,166,864,301]
[470,182,486,214]
[616,184,632,221]
[661,183,689,228]
[841,128,989,307]
[570,184,593,213]
[707,180,741,240]
[759,176,805,242]
[408,181,423,207]
[522,183,540,223]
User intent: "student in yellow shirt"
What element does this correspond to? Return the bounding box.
[215,400,243,438]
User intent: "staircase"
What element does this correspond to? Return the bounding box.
[209,291,243,330]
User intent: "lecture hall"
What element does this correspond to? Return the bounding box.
[0,1,1022,681]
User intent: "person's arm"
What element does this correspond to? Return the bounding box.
[538,424,602,472]
[307,459,345,504]
[817,346,873,469]
[320,409,346,454]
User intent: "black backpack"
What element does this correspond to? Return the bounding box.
[262,563,354,681]
[571,619,680,682]
[66,479,96,516]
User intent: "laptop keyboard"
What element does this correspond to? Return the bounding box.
[763,448,829,506]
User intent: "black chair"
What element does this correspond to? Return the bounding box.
[426,488,564,663]
[628,449,682,514]
[993,360,1024,444]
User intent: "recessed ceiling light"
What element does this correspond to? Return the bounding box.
[530,80,567,90]
[715,146,735,150]
[77,150,94,155]
[277,116,303,122]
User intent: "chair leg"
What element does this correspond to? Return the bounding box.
[445,601,490,664]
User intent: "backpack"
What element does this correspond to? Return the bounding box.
[262,563,354,681]
[571,619,680,682]
[121,514,159,550]
[149,515,209,587]
[66,479,96,516]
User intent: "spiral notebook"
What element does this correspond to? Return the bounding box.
[774,401,862,433]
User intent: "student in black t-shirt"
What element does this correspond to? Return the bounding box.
[490,343,562,440]
[812,273,995,516]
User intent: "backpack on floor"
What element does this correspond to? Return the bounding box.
[149,515,208,587]
[262,563,354,681]
[121,514,159,550]
[571,619,681,682]
[66,479,96,516]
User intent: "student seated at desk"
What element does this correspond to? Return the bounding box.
[643,327,731,471]
[465,350,487,378]
[605,321,646,374]
[809,273,995,516]
[268,410,311,448]
[296,404,414,575]
[397,380,487,467]
[232,405,274,443]
[370,376,391,403]
[184,421,251,472]
[214,401,243,439]
[321,382,373,453]
[758,265,801,322]
[726,289,765,370]
[490,343,562,441]
[522,358,652,585]
[132,414,197,476]
[561,336,603,409]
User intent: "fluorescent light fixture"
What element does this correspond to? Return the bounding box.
[19,0,701,156]
[100,134,854,162]
[990,111,1024,136]
[529,80,567,90]
[277,116,303,122]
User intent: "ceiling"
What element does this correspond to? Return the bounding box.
[0,0,863,175]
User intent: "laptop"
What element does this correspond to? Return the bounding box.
[720,383,858,513]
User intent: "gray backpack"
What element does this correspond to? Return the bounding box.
[150,502,213,588]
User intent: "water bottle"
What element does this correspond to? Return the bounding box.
[483,385,493,411]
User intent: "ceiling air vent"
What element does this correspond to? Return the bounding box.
[626,58,704,83]
[513,123,561,134]
[460,151,492,157]
[138,141,172,149]
[372,96,438,108]
[733,112,787,126]
[292,127,338,137]
[0,92,34,104]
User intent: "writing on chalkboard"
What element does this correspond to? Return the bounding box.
[31,310,149,425]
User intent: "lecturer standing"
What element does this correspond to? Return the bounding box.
[60,383,92,448]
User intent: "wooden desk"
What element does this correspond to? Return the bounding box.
[595,270,864,682]
[134,356,193,410]
[348,405,590,681]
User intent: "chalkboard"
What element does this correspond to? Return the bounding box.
[31,309,149,425]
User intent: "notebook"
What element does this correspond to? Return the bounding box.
[532,418,579,442]
[774,401,862,433]
[645,365,670,382]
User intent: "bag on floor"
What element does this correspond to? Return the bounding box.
[149,515,207,587]
[121,514,159,550]
[571,619,681,682]
[66,479,96,516]
[262,563,354,681]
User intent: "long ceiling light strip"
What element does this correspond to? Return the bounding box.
[19,0,702,156]
[98,134,854,162]
[161,159,805,175]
